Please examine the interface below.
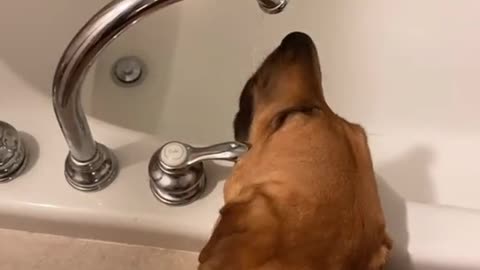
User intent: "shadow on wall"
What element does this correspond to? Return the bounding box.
[0,0,110,95]
[377,146,436,204]
[377,177,414,270]
[376,146,435,270]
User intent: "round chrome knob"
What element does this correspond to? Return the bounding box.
[149,142,206,206]
[149,160,206,206]
[0,121,28,182]
[257,0,288,14]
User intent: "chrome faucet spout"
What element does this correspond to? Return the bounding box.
[53,0,181,163]
[52,0,288,192]
[52,0,182,191]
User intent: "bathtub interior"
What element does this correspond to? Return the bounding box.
[2,0,479,210]
[83,0,480,210]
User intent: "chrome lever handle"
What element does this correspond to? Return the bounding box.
[149,141,249,206]
[188,142,249,166]
[159,141,249,171]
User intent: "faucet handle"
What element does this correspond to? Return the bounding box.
[159,141,249,171]
[0,121,28,182]
[149,141,249,205]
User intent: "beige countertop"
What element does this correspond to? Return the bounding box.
[0,229,198,270]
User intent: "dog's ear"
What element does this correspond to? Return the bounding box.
[234,78,255,142]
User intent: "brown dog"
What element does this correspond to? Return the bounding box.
[198,32,392,270]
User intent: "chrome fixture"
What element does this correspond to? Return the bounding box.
[112,56,146,87]
[149,141,249,205]
[0,121,28,183]
[257,0,288,14]
[52,0,286,192]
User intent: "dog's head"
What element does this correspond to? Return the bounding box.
[200,32,391,270]
[228,32,372,200]
[234,32,329,144]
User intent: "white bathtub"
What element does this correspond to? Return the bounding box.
[1,0,480,269]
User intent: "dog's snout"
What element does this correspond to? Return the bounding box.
[281,32,314,50]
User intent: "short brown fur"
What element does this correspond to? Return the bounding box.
[199,32,392,270]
